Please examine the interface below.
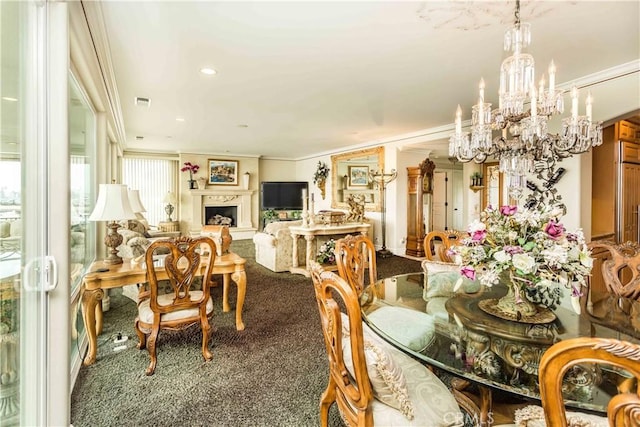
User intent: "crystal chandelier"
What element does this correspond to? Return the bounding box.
[449,0,603,199]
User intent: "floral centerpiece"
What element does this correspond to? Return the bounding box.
[314,161,330,199]
[316,239,337,265]
[181,162,200,189]
[450,203,593,322]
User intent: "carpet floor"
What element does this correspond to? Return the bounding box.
[70,239,423,427]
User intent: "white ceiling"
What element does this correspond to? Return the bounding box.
[72,1,640,159]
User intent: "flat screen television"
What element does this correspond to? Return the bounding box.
[260,181,308,210]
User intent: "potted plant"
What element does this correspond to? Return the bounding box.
[181,162,200,189]
[314,161,330,200]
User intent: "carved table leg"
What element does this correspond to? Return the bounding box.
[292,234,299,268]
[449,378,493,425]
[304,235,315,271]
[222,273,231,312]
[231,269,246,331]
[81,288,104,365]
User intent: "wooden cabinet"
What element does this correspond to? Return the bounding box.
[591,119,640,243]
[405,159,435,257]
[619,120,640,142]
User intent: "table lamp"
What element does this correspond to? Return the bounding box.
[127,189,147,221]
[89,184,137,264]
[163,191,177,221]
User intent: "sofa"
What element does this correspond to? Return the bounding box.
[0,220,20,255]
[253,220,305,272]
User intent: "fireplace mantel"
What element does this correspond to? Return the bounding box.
[190,189,256,239]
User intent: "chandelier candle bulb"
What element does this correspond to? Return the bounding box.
[586,92,593,122]
[571,86,579,120]
[548,61,556,96]
[455,105,462,135]
[539,76,545,96]
[530,85,537,119]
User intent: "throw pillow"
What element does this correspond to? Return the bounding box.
[343,336,415,420]
[366,306,436,352]
[0,222,9,238]
[421,259,480,300]
[340,313,415,420]
[425,271,480,299]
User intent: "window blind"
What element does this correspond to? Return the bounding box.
[122,157,178,226]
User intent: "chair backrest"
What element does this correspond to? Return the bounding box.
[539,337,640,427]
[335,234,377,296]
[588,241,640,300]
[144,236,216,317]
[309,261,374,426]
[423,230,464,262]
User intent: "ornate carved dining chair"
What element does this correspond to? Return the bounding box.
[309,262,463,426]
[538,337,640,426]
[335,234,377,295]
[135,236,216,375]
[423,231,465,263]
[588,241,640,300]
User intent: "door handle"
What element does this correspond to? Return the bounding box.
[22,255,58,292]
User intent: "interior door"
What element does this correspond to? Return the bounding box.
[432,171,448,231]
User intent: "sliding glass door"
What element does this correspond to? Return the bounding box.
[1,2,72,425]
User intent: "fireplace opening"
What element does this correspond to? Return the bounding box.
[205,206,237,227]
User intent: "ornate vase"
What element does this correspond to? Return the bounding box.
[317,178,326,200]
[478,271,556,324]
[197,177,207,189]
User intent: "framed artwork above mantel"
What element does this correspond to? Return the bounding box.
[208,159,238,185]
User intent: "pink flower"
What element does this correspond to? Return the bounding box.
[545,220,565,240]
[460,266,476,280]
[499,205,517,216]
[471,229,487,242]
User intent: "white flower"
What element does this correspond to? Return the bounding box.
[493,250,511,263]
[579,250,594,268]
[512,253,536,274]
[468,219,486,234]
[541,245,569,268]
[478,269,499,287]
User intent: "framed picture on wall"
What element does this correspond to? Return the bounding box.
[348,165,369,187]
[208,159,238,185]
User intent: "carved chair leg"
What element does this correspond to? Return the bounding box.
[319,379,336,427]
[134,319,146,350]
[145,326,160,376]
[201,318,213,361]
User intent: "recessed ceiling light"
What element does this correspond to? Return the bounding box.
[176,117,185,122]
[2,97,18,102]
[135,136,144,140]
[200,67,217,75]
[237,124,249,128]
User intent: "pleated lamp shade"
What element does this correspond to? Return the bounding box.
[127,189,146,213]
[89,184,137,221]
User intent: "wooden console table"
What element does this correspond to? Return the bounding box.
[289,222,371,277]
[81,251,247,365]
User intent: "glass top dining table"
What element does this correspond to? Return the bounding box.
[360,272,640,414]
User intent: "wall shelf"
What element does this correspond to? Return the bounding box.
[469,185,485,192]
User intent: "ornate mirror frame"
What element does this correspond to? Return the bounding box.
[331,146,384,212]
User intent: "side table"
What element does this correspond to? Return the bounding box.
[157,221,180,233]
